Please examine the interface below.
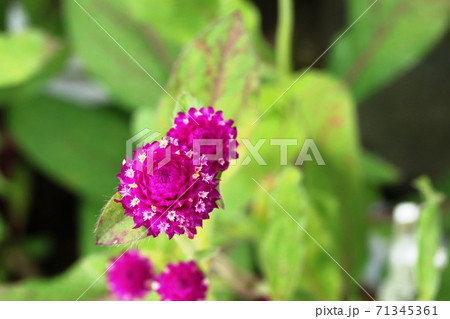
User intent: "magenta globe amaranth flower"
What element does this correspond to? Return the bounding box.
[156,261,208,301]
[167,107,238,172]
[106,250,154,301]
[117,138,221,239]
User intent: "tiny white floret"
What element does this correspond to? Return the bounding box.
[138,153,147,163]
[130,196,140,207]
[167,210,177,221]
[198,191,209,199]
[125,168,134,178]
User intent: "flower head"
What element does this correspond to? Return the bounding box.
[117,138,220,239]
[106,250,154,301]
[156,261,208,301]
[168,107,238,172]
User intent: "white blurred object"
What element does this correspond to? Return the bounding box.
[393,202,420,224]
[391,235,418,267]
[379,202,419,300]
[6,1,29,33]
[379,202,447,300]
[46,57,111,106]
[364,234,389,290]
[434,246,448,269]
[379,234,417,300]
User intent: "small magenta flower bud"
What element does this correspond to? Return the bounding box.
[156,261,208,301]
[106,250,154,301]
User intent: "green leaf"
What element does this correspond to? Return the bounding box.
[275,70,365,297]
[328,0,450,101]
[0,254,109,300]
[218,0,273,62]
[436,246,450,300]
[258,167,308,300]
[296,70,365,265]
[126,0,271,63]
[254,169,343,300]
[298,191,343,300]
[249,76,309,174]
[415,176,444,301]
[166,12,259,118]
[0,30,60,87]
[220,170,256,219]
[95,192,147,246]
[228,241,255,273]
[361,151,400,187]
[64,0,170,109]
[126,0,220,57]
[216,195,225,210]
[249,71,359,299]
[194,246,220,263]
[65,0,267,111]
[133,12,260,133]
[8,96,128,198]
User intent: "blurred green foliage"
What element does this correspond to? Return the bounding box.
[0,0,449,301]
[328,0,450,101]
[0,253,110,300]
[258,167,308,300]
[415,177,444,301]
[0,30,59,87]
[8,96,129,198]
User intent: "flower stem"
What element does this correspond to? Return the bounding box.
[276,0,294,75]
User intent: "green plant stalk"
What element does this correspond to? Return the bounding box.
[276,0,294,74]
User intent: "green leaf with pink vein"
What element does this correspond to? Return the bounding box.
[95,192,147,246]
[133,12,260,134]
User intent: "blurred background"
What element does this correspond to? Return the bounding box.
[0,0,449,300]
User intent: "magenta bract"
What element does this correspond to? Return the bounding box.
[156,261,208,301]
[106,250,154,301]
[168,107,238,171]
